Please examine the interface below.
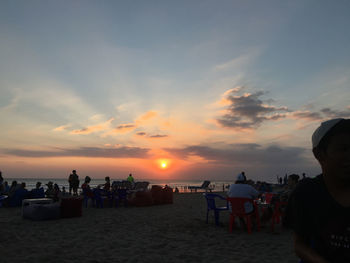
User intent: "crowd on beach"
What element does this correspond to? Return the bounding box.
[0,170,140,207]
[0,166,300,210]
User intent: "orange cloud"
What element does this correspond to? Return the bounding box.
[113,123,136,134]
[53,125,70,132]
[70,118,114,135]
[136,111,157,124]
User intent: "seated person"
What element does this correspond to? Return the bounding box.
[227,173,260,213]
[81,176,94,197]
[53,183,61,202]
[45,181,56,199]
[1,181,10,195]
[9,182,29,207]
[30,182,45,198]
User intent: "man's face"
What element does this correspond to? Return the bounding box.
[322,133,350,182]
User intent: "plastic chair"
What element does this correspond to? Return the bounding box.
[9,188,29,207]
[93,188,109,208]
[113,189,128,207]
[270,201,287,231]
[82,188,95,208]
[227,197,261,234]
[203,193,229,226]
[261,192,287,231]
[263,192,275,204]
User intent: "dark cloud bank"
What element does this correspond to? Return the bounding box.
[3,144,320,182]
[3,146,149,158]
[217,89,350,128]
[165,143,319,181]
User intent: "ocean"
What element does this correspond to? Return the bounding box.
[4,178,234,193]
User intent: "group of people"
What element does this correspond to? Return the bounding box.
[0,179,67,206]
[0,170,137,207]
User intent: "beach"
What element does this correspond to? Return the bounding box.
[0,192,298,263]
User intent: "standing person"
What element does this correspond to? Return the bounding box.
[283,174,288,185]
[0,171,3,193]
[0,171,3,185]
[68,170,80,196]
[302,173,306,180]
[240,171,247,181]
[127,173,135,184]
[285,118,350,262]
[68,171,74,195]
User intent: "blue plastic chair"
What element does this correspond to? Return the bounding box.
[93,188,110,208]
[113,189,128,207]
[9,188,29,207]
[203,193,229,226]
[82,188,95,208]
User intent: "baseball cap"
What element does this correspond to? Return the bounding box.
[312,118,344,148]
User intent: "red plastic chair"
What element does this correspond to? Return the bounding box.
[263,192,275,204]
[227,197,260,234]
[270,201,287,231]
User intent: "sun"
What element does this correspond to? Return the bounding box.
[157,159,170,170]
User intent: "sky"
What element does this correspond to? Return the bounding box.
[1,0,350,182]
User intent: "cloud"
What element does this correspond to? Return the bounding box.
[3,146,150,158]
[114,123,136,133]
[291,106,350,121]
[165,143,308,167]
[149,134,168,138]
[214,49,260,72]
[70,118,114,135]
[216,88,289,129]
[135,111,158,123]
[53,125,71,132]
[320,107,350,118]
[291,111,322,121]
[135,132,168,138]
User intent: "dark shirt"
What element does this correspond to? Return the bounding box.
[285,174,350,263]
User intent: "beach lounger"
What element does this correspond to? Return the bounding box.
[188,180,212,192]
[133,181,149,192]
[203,193,228,226]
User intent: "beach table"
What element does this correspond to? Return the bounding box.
[60,196,83,218]
[22,198,54,217]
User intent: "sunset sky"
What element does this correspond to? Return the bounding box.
[1,1,350,182]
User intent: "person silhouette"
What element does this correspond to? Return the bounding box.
[285,118,350,262]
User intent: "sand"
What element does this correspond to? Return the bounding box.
[0,192,298,263]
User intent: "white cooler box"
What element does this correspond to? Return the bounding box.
[22,198,60,220]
